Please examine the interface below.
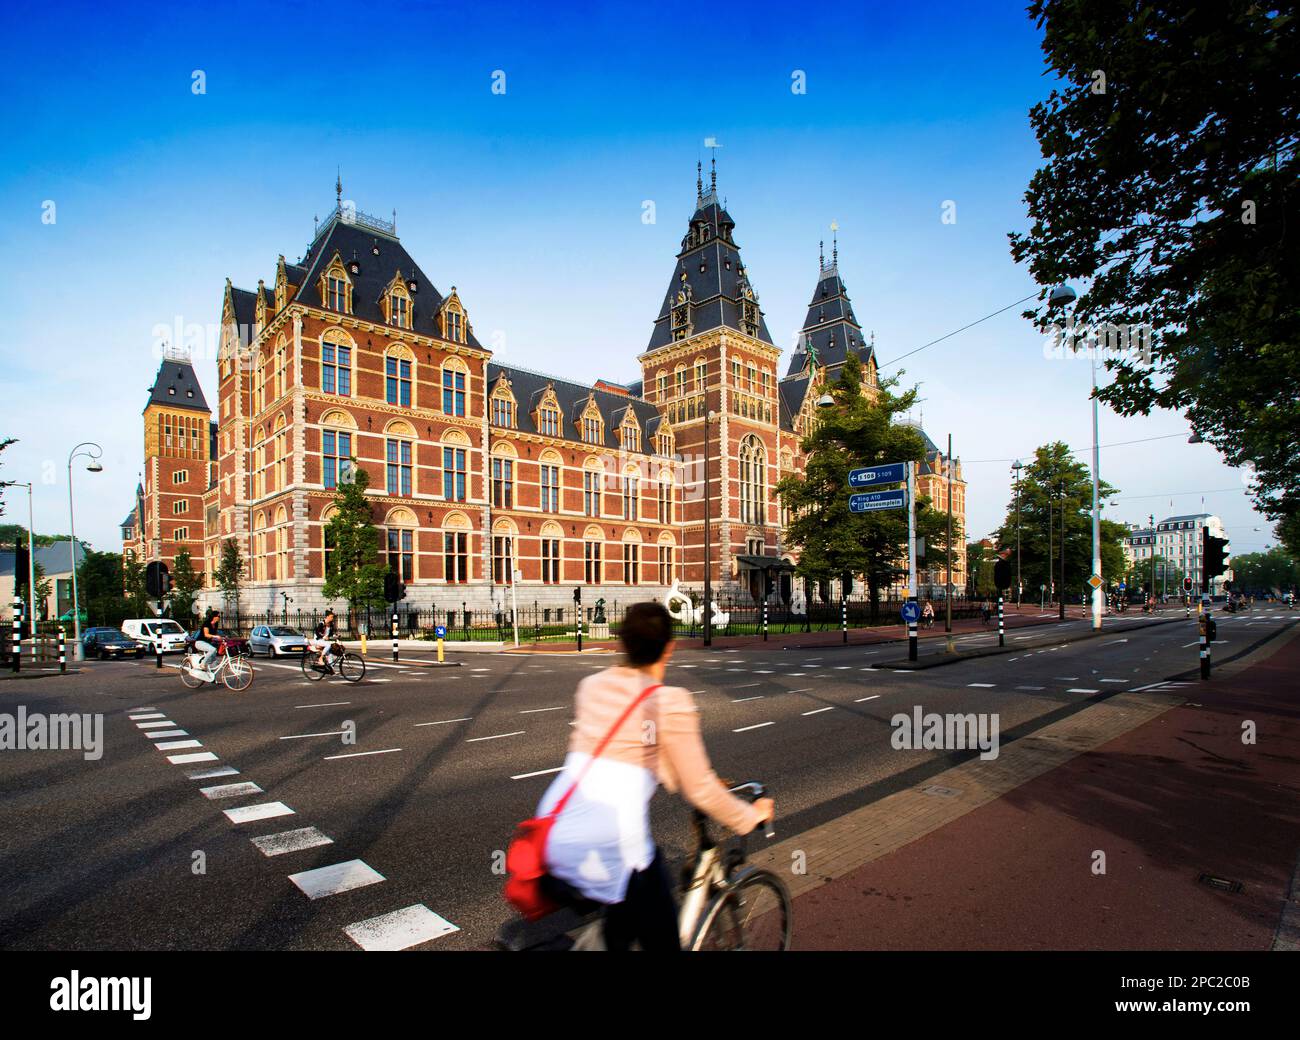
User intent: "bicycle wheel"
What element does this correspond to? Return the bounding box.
[222,655,254,691]
[301,654,325,681]
[691,869,792,951]
[180,659,205,689]
[338,653,366,683]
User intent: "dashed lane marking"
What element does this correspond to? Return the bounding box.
[288,859,385,900]
[186,765,239,780]
[128,713,166,721]
[168,752,218,764]
[145,729,188,739]
[734,722,774,733]
[967,683,995,688]
[280,731,348,740]
[466,731,525,743]
[156,739,203,751]
[511,766,563,780]
[200,782,263,800]
[250,826,334,857]
[1015,685,1046,691]
[519,706,565,714]
[324,748,402,760]
[1067,688,1100,694]
[802,706,834,716]
[855,695,880,703]
[224,802,295,825]
[136,721,176,729]
[296,701,350,709]
[732,696,764,703]
[343,904,459,951]
[414,717,472,727]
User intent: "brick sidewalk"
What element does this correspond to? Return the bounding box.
[780,627,1300,950]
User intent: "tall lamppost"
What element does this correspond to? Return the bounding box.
[67,442,104,660]
[1011,459,1023,606]
[0,479,37,632]
[702,409,716,647]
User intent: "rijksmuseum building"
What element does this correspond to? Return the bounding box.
[122,166,966,615]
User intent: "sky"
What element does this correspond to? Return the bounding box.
[0,0,1273,557]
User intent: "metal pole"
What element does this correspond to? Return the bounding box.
[1013,461,1022,607]
[510,571,519,648]
[58,626,66,673]
[24,482,36,639]
[907,461,918,661]
[1058,488,1066,622]
[10,598,20,673]
[1150,513,1156,611]
[703,411,713,648]
[1199,595,1211,679]
[945,434,953,634]
[68,461,82,659]
[1090,353,1102,631]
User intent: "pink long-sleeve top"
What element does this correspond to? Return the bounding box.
[536,666,764,904]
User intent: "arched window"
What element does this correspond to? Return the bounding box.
[385,420,416,497]
[622,529,641,586]
[540,520,563,585]
[491,442,516,509]
[274,504,290,580]
[583,525,604,585]
[385,506,418,582]
[537,392,561,437]
[739,435,766,526]
[539,449,562,512]
[386,344,414,407]
[442,429,470,502]
[320,409,357,489]
[443,511,472,584]
[492,518,517,585]
[657,530,676,585]
[321,331,354,397]
[442,358,468,416]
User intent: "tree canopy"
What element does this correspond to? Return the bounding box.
[1011,2,1299,552]
[322,465,387,613]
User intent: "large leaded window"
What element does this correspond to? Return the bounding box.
[386,439,412,496]
[322,430,352,490]
[386,356,412,406]
[443,447,467,502]
[387,529,414,582]
[322,342,351,396]
[739,435,766,526]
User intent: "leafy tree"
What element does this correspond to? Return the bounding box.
[215,539,244,611]
[991,442,1124,603]
[122,555,153,616]
[322,464,387,614]
[1125,554,1184,598]
[16,562,52,620]
[0,523,63,548]
[777,355,953,621]
[77,550,127,625]
[169,548,203,622]
[1011,2,1300,555]
[1230,547,1299,594]
[0,437,15,518]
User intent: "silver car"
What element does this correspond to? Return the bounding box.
[248,625,309,657]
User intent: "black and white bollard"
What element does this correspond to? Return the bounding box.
[908,599,919,662]
[392,612,399,663]
[841,599,848,645]
[11,598,21,673]
[998,595,1005,648]
[762,600,769,642]
[58,626,66,674]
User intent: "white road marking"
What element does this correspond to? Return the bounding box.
[1015,685,1045,691]
[343,904,459,951]
[136,721,176,729]
[519,706,565,714]
[511,766,564,780]
[1055,677,1079,681]
[1100,679,1127,683]
[414,717,473,727]
[855,695,881,703]
[128,713,165,720]
[156,739,202,751]
[250,826,334,857]
[734,683,761,689]
[200,781,263,800]
[288,859,385,900]
[466,731,524,742]
[370,678,393,683]
[787,688,815,694]
[279,731,348,740]
[324,748,402,760]
[967,683,995,688]
[146,729,188,739]
[753,670,774,674]
[168,752,218,764]
[224,802,295,824]
[802,706,834,716]
[734,722,774,733]
[732,696,764,703]
[1067,688,1100,694]
[296,701,351,709]
[127,707,156,712]
[186,765,239,780]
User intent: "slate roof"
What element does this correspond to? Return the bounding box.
[285,213,483,350]
[487,363,664,455]
[35,541,85,575]
[778,375,810,432]
[647,184,774,351]
[786,262,875,378]
[145,358,210,414]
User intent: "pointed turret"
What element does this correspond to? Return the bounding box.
[786,234,873,378]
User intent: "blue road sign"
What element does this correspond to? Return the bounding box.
[848,489,907,513]
[848,462,907,489]
[901,601,921,623]
[434,625,447,639]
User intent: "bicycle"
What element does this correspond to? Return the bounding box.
[301,641,366,683]
[180,638,254,691]
[677,781,792,951]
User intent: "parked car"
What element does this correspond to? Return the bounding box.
[58,607,88,624]
[122,618,190,655]
[248,625,309,657]
[82,628,146,660]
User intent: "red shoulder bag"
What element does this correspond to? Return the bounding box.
[504,682,662,921]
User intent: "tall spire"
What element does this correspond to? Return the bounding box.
[335,168,342,205]
[819,240,825,272]
[710,155,717,194]
[696,160,703,205]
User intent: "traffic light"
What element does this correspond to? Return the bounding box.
[1202,529,1229,592]
[993,558,1012,591]
[383,570,407,603]
[573,587,581,603]
[145,561,171,598]
[1182,576,1193,594]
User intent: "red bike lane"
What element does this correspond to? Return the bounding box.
[790,630,1300,950]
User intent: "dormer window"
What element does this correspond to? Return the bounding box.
[491,386,516,428]
[621,422,640,453]
[392,293,409,328]
[580,403,603,445]
[327,276,347,311]
[448,311,463,342]
[538,396,561,437]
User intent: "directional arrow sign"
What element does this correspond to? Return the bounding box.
[848,489,907,513]
[848,462,907,489]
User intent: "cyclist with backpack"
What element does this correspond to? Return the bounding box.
[310,609,339,673]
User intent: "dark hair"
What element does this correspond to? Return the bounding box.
[620,602,674,666]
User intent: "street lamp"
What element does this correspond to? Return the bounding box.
[816,393,835,409]
[1011,459,1023,606]
[702,409,717,647]
[67,442,103,660]
[0,479,37,633]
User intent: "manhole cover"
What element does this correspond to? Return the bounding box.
[1197,873,1243,894]
[921,785,961,798]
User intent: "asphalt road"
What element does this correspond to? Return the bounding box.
[0,606,1294,950]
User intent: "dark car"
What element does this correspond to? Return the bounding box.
[82,628,146,660]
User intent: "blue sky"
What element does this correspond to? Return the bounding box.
[0,0,1272,557]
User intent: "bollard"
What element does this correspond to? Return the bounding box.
[1199,615,1210,679]
[998,595,1005,648]
[437,636,445,664]
[392,612,399,663]
[762,600,768,642]
[841,599,848,645]
[11,598,20,674]
[908,618,918,661]
[59,626,66,673]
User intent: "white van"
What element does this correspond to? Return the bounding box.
[122,618,190,655]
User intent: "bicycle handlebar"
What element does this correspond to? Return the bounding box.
[728,780,775,839]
